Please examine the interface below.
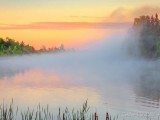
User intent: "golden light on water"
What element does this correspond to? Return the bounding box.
[0,69,101,109]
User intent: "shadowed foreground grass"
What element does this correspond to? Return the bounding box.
[0,100,93,120]
[1,100,158,120]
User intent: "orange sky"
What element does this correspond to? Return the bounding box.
[0,1,160,49]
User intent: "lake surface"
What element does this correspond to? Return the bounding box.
[0,34,160,120]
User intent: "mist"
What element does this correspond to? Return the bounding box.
[0,29,160,106]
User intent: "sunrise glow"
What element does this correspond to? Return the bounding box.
[0,0,160,49]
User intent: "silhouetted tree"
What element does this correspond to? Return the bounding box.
[59,44,64,51]
[133,14,160,58]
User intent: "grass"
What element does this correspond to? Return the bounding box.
[0,100,93,120]
[1,100,157,120]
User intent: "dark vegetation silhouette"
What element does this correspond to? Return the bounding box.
[133,13,160,58]
[0,37,65,56]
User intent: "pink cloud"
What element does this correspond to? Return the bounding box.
[0,22,131,30]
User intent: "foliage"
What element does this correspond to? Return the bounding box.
[0,37,65,56]
[133,13,160,58]
[63,100,90,120]
[0,37,35,55]
[0,100,91,120]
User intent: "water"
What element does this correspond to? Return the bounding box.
[0,33,160,120]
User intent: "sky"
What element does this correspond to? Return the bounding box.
[0,0,160,49]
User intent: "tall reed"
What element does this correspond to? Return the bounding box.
[0,100,92,120]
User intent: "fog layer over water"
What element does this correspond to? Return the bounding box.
[0,32,160,119]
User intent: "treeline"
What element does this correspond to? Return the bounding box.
[0,37,65,56]
[0,37,35,55]
[133,13,160,58]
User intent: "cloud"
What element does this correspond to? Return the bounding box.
[67,6,160,23]
[132,6,160,16]
[69,16,107,19]
[0,22,131,30]
[2,6,159,30]
[107,6,160,22]
[110,8,129,18]
[106,7,132,22]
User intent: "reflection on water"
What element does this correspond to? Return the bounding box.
[134,65,160,109]
[0,67,160,118]
[0,69,102,113]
